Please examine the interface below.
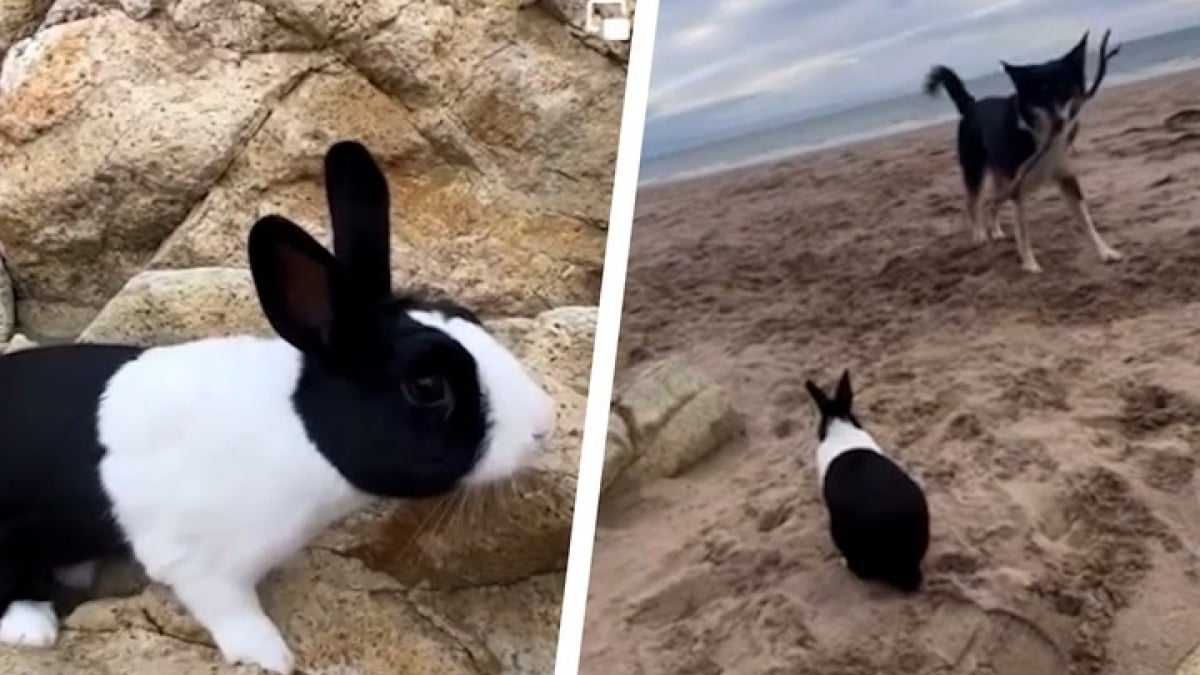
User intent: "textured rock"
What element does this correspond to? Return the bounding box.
[0,11,322,336]
[8,552,495,675]
[79,267,270,345]
[0,253,12,342]
[1,332,35,353]
[1178,641,1200,675]
[610,356,744,486]
[535,0,637,63]
[146,63,604,319]
[602,411,636,492]
[0,1,619,338]
[486,306,597,397]
[0,0,49,55]
[413,572,566,675]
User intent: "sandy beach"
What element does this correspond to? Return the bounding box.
[582,68,1200,675]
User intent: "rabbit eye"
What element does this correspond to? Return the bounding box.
[403,376,453,409]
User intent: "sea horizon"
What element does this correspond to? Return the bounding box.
[640,25,1200,187]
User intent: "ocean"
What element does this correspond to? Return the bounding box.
[640,25,1200,186]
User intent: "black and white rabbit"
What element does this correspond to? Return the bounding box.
[0,141,557,673]
[804,370,929,592]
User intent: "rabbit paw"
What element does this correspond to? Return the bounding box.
[215,618,295,674]
[0,601,58,648]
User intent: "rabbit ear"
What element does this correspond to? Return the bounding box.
[324,140,392,300]
[249,215,342,356]
[835,370,854,410]
[805,380,830,413]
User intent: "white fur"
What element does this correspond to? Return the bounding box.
[409,310,556,484]
[0,601,57,648]
[1019,107,1074,191]
[1010,101,1121,271]
[1025,123,1073,189]
[97,336,372,674]
[816,419,884,485]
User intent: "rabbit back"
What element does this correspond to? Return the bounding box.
[0,344,144,568]
[822,448,930,591]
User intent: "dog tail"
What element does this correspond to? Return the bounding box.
[923,66,974,117]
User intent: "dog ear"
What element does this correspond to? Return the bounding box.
[1066,30,1089,66]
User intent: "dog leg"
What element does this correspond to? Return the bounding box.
[1012,196,1042,273]
[1057,175,1122,262]
[965,190,987,244]
[986,173,1009,240]
[986,200,1006,240]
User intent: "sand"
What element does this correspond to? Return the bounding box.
[581,69,1200,675]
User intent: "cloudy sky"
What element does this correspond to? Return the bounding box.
[644,0,1200,155]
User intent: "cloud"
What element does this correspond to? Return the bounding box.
[643,0,1200,154]
[673,22,718,47]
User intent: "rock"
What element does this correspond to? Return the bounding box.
[18,551,498,675]
[2,332,36,353]
[534,0,636,63]
[412,572,566,675]
[601,411,636,492]
[1,2,622,337]
[78,268,270,345]
[0,11,323,337]
[610,356,744,486]
[146,63,604,319]
[0,0,50,55]
[0,254,12,342]
[488,306,597,396]
[1178,640,1200,675]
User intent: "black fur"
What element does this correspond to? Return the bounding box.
[806,371,930,593]
[250,141,492,498]
[925,32,1089,193]
[0,345,143,607]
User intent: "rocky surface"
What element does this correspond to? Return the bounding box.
[0,0,49,55]
[606,355,744,489]
[1,331,34,354]
[0,1,622,672]
[0,0,625,338]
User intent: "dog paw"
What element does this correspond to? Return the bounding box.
[215,619,295,674]
[1022,261,1044,274]
[1100,247,1123,262]
[0,601,58,648]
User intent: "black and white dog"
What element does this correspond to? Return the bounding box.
[924,31,1122,273]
